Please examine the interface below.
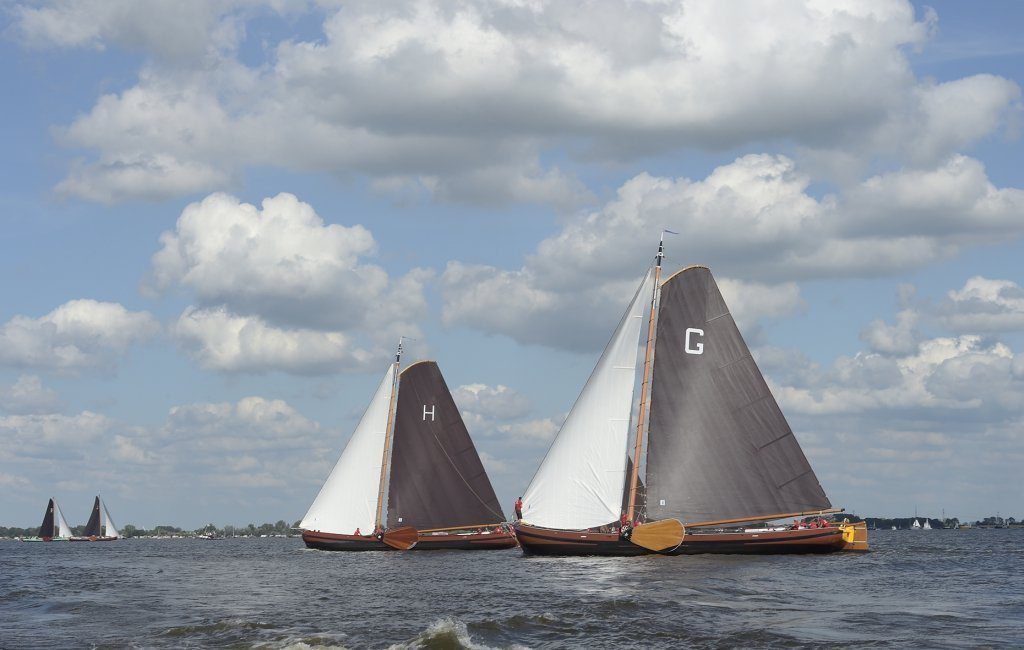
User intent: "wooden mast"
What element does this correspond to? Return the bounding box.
[626,236,666,522]
[374,338,404,531]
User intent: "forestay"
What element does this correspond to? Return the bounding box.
[386,361,504,530]
[645,266,831,523]
[300,365,396,534]
[522,268,653,530]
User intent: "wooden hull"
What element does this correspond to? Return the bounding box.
[302,529,518,551]
[516,523,852,556]
[302,530,397,551]
[515,525,646,556]
[68,536,118,542]
[415,530,518,550]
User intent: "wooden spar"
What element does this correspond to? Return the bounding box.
[374,342,404,531]
[683,507,844,529]
[626,243,663,521]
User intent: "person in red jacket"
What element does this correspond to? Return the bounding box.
[514,497,523,520]
[354,527,361,536]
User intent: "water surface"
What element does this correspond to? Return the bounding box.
[1,530,1021,648]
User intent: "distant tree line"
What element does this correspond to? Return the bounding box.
[5,515,1021,539]
[1,519,302,538]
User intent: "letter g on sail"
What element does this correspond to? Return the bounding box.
[684,328,704,355]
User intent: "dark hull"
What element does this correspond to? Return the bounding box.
[415,531,518,550]
[670,528,847,555]
[68,536,118,542]
[302,529,518,551]
[302,531,397,551]
[515,525,646,556]
[516,523,847,556]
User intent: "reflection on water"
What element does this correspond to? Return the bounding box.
[0,530,1021,648]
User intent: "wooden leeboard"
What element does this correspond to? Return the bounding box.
[629,519,685,552]
[382,526,419,550]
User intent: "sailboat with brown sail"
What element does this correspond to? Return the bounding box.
[20,498,73,542]
[514,237,868,555]
[69,496,119,542]
[301,341,516,551]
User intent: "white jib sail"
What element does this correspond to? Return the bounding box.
[101,500,120,538]
[54,501,73,538]
[522,268,653,530]
[300,364,396,534]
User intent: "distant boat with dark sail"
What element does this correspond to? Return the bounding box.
[21,498,73,542]
[515,237,868,555]
[301,343,516,551]
[69,496,120,542]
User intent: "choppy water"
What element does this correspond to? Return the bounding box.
[1,530,1021,648]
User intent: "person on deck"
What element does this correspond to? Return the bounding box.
[354,527,361,536]
[514,497,523,520]
[620,512,629,529]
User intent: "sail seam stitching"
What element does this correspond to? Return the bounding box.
[716,354,753,371]
[758,429,794,450]
[776,468,812,489]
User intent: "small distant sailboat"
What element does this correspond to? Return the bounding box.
[301,342,516,551]
[70,496,120,542]
[21,498,73,542]
[922,520,932,530]
[912,519,922,530]
[515,237,868,555]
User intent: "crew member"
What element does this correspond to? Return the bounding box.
[514,497,523,520]
[354,527,361,536]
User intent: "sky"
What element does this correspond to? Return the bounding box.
[1,0,1022,529]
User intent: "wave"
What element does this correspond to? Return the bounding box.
[389,617,494,650]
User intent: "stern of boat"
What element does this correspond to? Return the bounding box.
[838,520,869,552]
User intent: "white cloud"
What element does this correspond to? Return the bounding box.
[0,411,115,461]
[152,192,431,374]
[861,309,920,356]
[28,1,1019,204]
[443,154,1024,350]
[56,154,234,204]
[0,300,159,373]
[717,279,805,334]
[173,306,374,374]
[494,417,560,444]
[453,383,531,421]
[0,472,31,489]
[776,335,1021,418]
[451,381,559,445]
[8,0,304,63]
[0,375,62,415]
[0,394,333,522]
[163,396,320,449]
[767,321,1024,517]
[940,276,1024,333]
